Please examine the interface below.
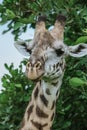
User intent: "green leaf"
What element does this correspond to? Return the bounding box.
[42,76,52,83]
[62,121,71,128]
[15,84,22,88]
[4,63,9,70]
[13,22,24,30]
[64,104,71,111]
[83,16,87,22]
[6,9,16,19]
[69,77,86,87]
[76,36,87,44]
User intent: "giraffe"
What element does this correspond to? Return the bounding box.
[14,15,87,130]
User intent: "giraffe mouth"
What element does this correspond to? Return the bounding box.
[33,73,45,82]
[25,68,45,80]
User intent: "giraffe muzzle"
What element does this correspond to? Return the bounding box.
[25,61,44,80]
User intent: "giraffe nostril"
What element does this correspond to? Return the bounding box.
[26,62,31,69]
[35,61,42,69]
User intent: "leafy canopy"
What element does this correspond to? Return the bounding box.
[0,0,87,41]
[0,0,87,130]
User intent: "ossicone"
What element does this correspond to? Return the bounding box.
[50,14,66,40]
[37,15,47,22]
[56,14,66,26]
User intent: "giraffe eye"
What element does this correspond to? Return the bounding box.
[55,49,64,56]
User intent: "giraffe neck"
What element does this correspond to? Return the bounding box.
[20,76,63,130]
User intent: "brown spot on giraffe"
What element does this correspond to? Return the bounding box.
[36,105,48,118]
[31,120,48,130]
[27,105,34,120]
[50,112,55,121]
[40,94,48,107]
[51,100,55,110]
[34,86,39,99]
[46,88,51,95]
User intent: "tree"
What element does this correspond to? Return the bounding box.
[0,0,87,41]
[0,0,87,130]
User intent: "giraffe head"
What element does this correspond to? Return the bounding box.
[14,15,87,80]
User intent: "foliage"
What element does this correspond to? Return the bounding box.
[0,0,87,130]
[0,0,87,40]
[0,61,34,130]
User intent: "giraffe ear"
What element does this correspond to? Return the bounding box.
[68,43,87,57]
[14,39,33,56]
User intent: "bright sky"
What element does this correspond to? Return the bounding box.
[0,24,34,90]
